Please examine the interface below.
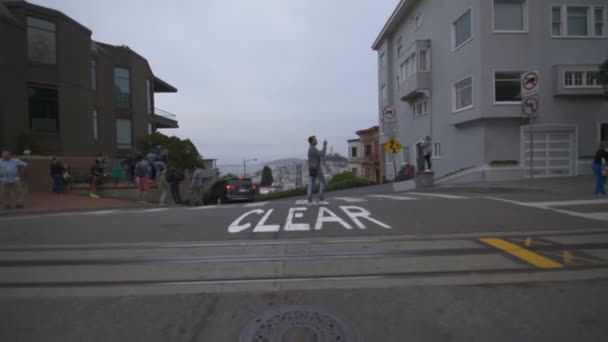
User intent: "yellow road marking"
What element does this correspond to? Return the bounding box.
[480,238,563,269]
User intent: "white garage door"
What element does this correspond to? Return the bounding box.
[521,126,576,177]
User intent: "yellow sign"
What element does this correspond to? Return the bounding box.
[383,138,402,155]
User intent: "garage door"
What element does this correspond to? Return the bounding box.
[521,126,576,177]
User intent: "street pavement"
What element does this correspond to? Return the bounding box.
[0,182,607,341]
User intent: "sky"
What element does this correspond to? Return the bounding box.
[31,0,398,165]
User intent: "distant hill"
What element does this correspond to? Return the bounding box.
[263,158,305,167]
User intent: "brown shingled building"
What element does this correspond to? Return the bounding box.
[0,0,179,158]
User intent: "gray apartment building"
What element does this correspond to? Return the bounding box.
[0,0,178,158]
[373,0,608,182]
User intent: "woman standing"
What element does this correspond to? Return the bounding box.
[158,169,170,206]
[49,157,65,194]
[592,142,608,196]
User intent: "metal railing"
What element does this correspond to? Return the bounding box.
[154,107,177,120]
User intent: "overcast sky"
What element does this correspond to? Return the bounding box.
[31,0,397,165]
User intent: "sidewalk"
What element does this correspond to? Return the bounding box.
[1,193,142,216]
[434,175,596,195]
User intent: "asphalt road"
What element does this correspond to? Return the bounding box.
[0,185,607,341]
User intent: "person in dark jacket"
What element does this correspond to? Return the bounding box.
[50,157,65,194]
[592,142,608,196]
[167,168,184,205]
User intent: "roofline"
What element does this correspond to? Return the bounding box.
[347,139,360,143]
[371,0,414,50]
[356,126,380,135]
[6,1,92,35]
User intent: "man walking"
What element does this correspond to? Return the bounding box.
[422,136,433,171]
[50,157,65,194]
[168,168,184,205]
[191,166,205,206]
[0,150,27,209]
[135,156,152,204]
[307,136,328,206]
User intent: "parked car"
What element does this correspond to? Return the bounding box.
[204,177,256,205]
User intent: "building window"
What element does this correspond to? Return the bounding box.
[453,9,472,50]
[351,168,358,175]
[552,7,562,35]
[148,123,153,134]
[28,86,58,132]
[601,123,608,142]
[413,98,428,118]
[493,0,526,32]
[403,146,410,164]
[564,71,600,88]
[116,119,132,149]
[27,17,56,64]
[380,52,386,70]
[351,146,358,158]
[568,7,588,36]
[114,67,130,107]
[93,110,99,142]
[495,71,523,103]
[433,143,442,158]
[553,6,606,37]
[399,52,417,82]
[146,79,152,114]
[453,76,473,112]
[380,84,387,100]
[419,50,429,72]
[596,7,606,36]
[91,60,97,91]
[364,144,372,157]
[415,13,423,29]
[396,36,403,56]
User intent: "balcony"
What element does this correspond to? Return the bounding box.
[151,107,179,129]
[398,40,432,103]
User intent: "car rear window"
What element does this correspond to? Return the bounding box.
[227,179,252,186]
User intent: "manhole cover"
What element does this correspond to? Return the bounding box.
[240,305,357,342]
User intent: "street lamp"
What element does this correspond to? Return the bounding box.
[243,158,258,177]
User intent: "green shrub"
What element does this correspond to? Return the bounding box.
[327,172,373,191]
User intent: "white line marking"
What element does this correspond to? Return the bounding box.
[88,210,118,215]
[318,201,330,206]
[333,197,367,203]
[407,192,470,199]
[369,195,417,201]
[486,197,608,222]
[521,199,608,208]
[295,200,309,205]
[139,208,169,213]
[244,202,269,208]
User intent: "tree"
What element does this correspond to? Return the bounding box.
[261,166,274,187]
[598,58,608,98]
[137,132,203,171]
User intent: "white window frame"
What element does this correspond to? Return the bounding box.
[415,12,423,29]
[453,75,474,113]
[399,52,418,83]
[563,70,602,89]
[493,70,525,105]
[413,98,429,118]
[396,36,403,56]
[452,8,473,52]
[492,0,528,33]
[551,5,608,38]
[403,146,410,164]
[432,142,442,159]
[380,51,386,70]
[418,49,430,72]
[380,84,387,100]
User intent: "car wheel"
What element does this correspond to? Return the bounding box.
[216,196,222,205]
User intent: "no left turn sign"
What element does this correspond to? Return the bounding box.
[522,96,539,117]
[383,105,396,122]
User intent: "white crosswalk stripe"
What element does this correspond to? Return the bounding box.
[488,197,608,222]
[244,202,269,207]
[406,192,470,199]
[333,197,367,203]
[369,195,417,201]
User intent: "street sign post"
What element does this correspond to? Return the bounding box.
[521,71,540,178]
[384,138,402,180]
